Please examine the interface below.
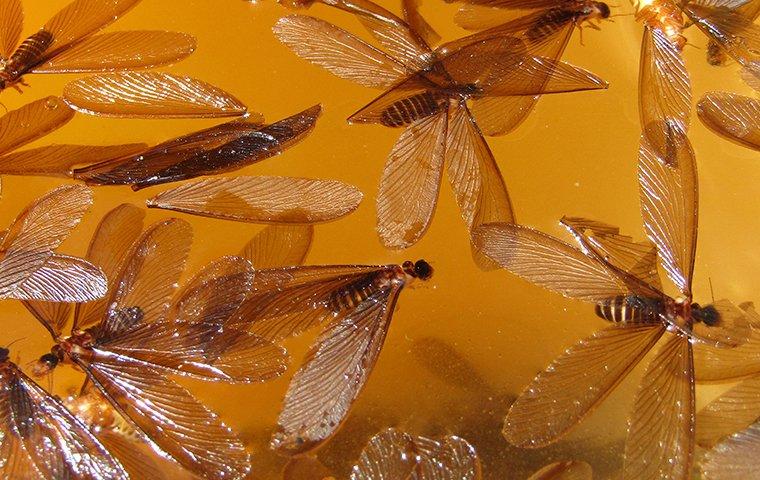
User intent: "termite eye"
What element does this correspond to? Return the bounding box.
[414,260,433,280]
[39,353,59,367]
[598,2,611,17]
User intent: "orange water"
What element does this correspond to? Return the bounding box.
[1,0,758,478]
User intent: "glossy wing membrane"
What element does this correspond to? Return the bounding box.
[639,27,691,138]
[697,92,760,151]
[403,0,442,46]
[701,420,760,480]
[63,72,248,118]
[623,335,695,480]
[0,143,147,177]
[682,2,760,69]
[694,303,760,381]
[696,375,760,448]
[351,428,481,480]
[10,254,107,303]
[0,185,94,300]
[527,460,593,480]
[472,223,653,302]
[470,94,540,136]
[22,300,72,339]
[637,125,697,295]
[76,105,320,190]
[504,324,665,447]
[273,15,408,89]
[240,225,313,269]
[377,109,447,249]
[95,430,173,480]
[73,204,145,332]
[77,359,250,480]
[0,97,74,155]
[0,363,128,479]
[34,31,196,73]
[147,176,363,224]
[0,0,22,59]
[272,285,401,454]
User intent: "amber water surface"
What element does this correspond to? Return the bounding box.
[1,0,758,478]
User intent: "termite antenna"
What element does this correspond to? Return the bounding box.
[709,277,715,303]
[4,337,25,349]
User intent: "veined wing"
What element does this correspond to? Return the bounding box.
[527,460,594,480]
[0,0,22,60]
[504,324,665,447]
[694,302,760,380]
[41,0,142,59]
[273,15,408,89]
[0,362,128,479]
[0,97,73,156]
[22,300,71,340]
[377,108,447,249]
[0,185,93,300]
[472,223,658,302]
[623,334,695,480]
[470,95,540,136]
[696,375,760,448]
[93,218,192,339]
[639,27,691,146]
[146,176,363,224]
[271,284,401,455]
[73,204,145,332]
[63,72,248,118]
[638,123,697,296]
[560,216,662,291]
[0,143,147,178]
[94,430,174,480]
[33,31,195,73]
[698,92,760,151]
[701,419,760,479]
[403,0,441,46]
[76,358,250,480]
[9,253,107,303]
[240,225,313,269]
[445,102,514,269]
[691,298,752,348]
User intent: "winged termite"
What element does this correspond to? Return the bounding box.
[0,346,128,479]
[0,184,107,303]
[146,176,363,224]
[274,7,607,252]
[350,427,481,479]
[72,104,321,189]
[527,460,593,480]
[0,0,195,93]
[63,72,249,118]
[700,417,760,479]
[0,96,146,178]
[24,207,289,479]
[220,259,432,454]
[704,0,760,65]
[472,123,750,479]
[694,302,760,382]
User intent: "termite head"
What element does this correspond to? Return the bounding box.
[584,2,611,19]
[31,346,63,378]
[403,260,434,281]
[692,303,720,326]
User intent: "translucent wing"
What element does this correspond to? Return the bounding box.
[377,109,447,249]
[240,225,313,269]
[0,143,147,177]
[469,95,539,136]
[146,176,363,224]
[273,15,408,89]
[271,284,401,454]
[682,2,760,69]
[0,0,22,59]
[696,375,760,448]
[33,31,196,73]
[691,298,752,349]
[526,460,594,480]
[9,253,107,303]
[355,11,434,73]
[228,265,387,341]
[639,27,692,151]
[504,324,665,447]
[76,358,250,480]
[697,92,760,151]
[63,72,248,118]
[623,334,695,480]
[77,105,321,190]
[560,216,662,290]
[346,74,436,125]
[22,300,71,339]
[283,455,335,480]
[472,223,657,302]
[94,430,174,480]
[701,420,760,479]
[94,218,192,339]
[445,103,514,269]
[0,184,93,300]
[638,123,697,295]
[0,96,73,155]
[403,0,441,46]
[351,428,417,479]
[0,362,128,479]
[694,302,760,381]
